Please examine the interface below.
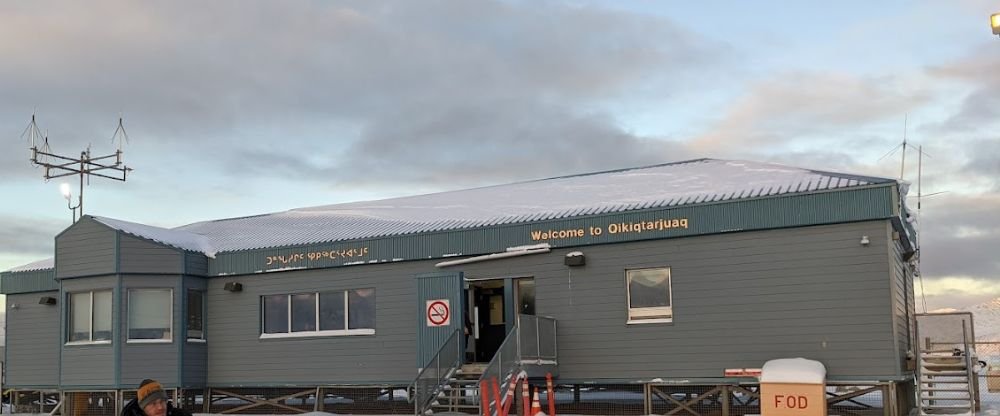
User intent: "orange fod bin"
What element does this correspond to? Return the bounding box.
[759,358,827,416]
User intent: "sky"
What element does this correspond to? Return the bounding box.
[0,0,998,313]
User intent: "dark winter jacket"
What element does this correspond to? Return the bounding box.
[121,398,192,416]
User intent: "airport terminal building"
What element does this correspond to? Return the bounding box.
[1,158,919,415]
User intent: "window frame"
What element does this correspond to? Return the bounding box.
[126,288,174,344]
[260,289,375,339]
[186,289,206,343]
[65,289,114,346]
[625,267,673,325]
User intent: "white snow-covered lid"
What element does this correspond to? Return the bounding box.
[760,358,826,384]
[92,216,218,258]
[6,257,55,273]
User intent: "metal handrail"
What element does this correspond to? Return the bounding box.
[478,323,520,416]
[477,314,558,416]
[407,328,463,414]
[961,324,976,411]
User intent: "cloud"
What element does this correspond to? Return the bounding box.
[918,193,1000,282]
[0,215,62,258]
[689,72,930,154]
[0,0,718,160]
[234,100,697,188]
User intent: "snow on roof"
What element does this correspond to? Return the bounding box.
[35,158,896,258]
[760,358,827,383]
[92,216,218,258]
[6,257,55,273]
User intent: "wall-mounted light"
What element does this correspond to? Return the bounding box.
[10,303,19,310]
[992,12,1000,36]
[860,235,870,246]
[564,251,586,267]
[223,282,243,292]
[39,296,58,305]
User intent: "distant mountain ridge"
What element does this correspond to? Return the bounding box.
[965,297,1000,341]
[933,297,1000,341]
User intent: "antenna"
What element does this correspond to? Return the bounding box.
[25,113,135,222]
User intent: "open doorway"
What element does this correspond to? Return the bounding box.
[466,277,535,363]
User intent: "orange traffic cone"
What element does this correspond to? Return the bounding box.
[529,390,545,416]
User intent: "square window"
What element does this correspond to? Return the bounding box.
[626,267,672,323]
[67,290,113,344]
[348,288,375,330]
[128,289,173,341]
[319,291,345,331]
[291,293,317,332]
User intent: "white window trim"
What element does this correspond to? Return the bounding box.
[262,290,375,337]
[66,290,113,345]
[187,289,206,341]
[127,288,174,343]
[65,340,112,346]
[625,267,673,325]
[259,328,375,339]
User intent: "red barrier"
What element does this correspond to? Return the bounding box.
[521,378,530,416]
[546,372,556,416]
[491,377,502,416]
[480,380,491,416]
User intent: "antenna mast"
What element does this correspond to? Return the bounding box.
[23,113,134,222]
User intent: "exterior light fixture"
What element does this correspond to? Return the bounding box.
[224,282,243,292]
[564,251,586,267]
[992,13,1000,36]
[860,235,871,246]
[60,183,81,222]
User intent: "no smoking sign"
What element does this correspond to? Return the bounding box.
[426,299,451,327]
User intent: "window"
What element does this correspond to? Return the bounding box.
[187,290,205,341]
[626,267,673,324]
[128,289,173,342]
[67,290,113,344]
[261,289,375,338]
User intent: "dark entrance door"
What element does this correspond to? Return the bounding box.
[468,277,536,363]
[471,280,506,362]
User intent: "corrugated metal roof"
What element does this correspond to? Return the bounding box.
[7,257,54,273]
[16,158,898,263]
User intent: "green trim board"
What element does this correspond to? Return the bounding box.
[211,185,904,276]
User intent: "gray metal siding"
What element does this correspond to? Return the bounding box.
[184,253,210,276]
[60,276,117,388]
[459,220,898,380]
[205,263,420,386]
[118,235,183,275]
[5,292,60,388]
[182,276,208,387]
[56,218,117,279]
[891,238,914,374]
[119,275,181,387]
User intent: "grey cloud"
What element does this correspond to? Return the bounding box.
[962,139,1000,191]
[690,72,930,153]
[918,194,1000,280]
[0,215,63,257]
[0,0,723,188]
[233,100,696,188]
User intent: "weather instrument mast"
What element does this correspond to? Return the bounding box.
[22,113,134,222]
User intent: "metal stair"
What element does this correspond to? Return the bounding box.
[427,364,487,415]
[918,350,975,415]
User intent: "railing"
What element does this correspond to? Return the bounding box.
[408,328,463,415]
[519,314,558,365]
[478,314,558,415]
[962,325,977,411]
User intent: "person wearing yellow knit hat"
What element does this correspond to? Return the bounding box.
[121,379,192,416]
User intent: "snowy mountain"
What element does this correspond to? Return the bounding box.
[966,297,1000,341]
